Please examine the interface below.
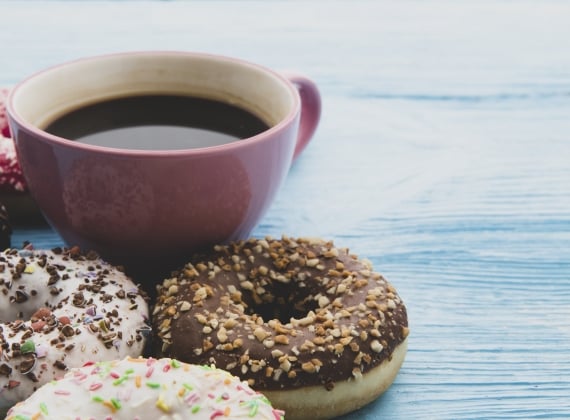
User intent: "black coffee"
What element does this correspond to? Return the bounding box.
[45,95,270,150]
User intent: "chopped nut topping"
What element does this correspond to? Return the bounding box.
[179,301,192,312]
[254,327,269,342]
[274,335,289,345]
[301,361,317,373]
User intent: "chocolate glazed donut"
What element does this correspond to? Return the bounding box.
[153,237,409,419]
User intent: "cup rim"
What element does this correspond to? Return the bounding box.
[7,50,300,157]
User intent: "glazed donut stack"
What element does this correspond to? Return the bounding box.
[0,233,408,417]
[153,236,409,419]
[4,82,408,418]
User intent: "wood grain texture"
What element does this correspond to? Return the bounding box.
[2,1,570,418]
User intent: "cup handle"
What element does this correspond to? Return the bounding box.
[282,72,322,160]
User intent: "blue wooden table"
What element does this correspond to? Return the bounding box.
[2,1,570,418]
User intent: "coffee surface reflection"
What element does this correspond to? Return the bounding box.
[45,94,269,150]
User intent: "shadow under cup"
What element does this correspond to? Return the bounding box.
[8,52,320,288]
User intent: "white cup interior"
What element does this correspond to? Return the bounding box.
[11,52,296,132]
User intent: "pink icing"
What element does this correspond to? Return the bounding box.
[0,88,27,193]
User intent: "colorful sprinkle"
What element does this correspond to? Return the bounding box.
[210,409,224,419]
[273,409,286,420]
[39,402,48,415]
[185,392,199,405]
[89,382,103,391]
[156,395,170,413]
[21,340,35,354]
[102,400,118,413]
[241,399,259,417]
[98,319,108,332]
[35,344,48,359]
[110,398,122,410]
[113,375,128,386]
[146,381,160,389]
[54,390,70,396]
[72,372,88,384]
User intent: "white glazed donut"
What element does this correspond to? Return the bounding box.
[0,247,150,408]
[6,357,285,419]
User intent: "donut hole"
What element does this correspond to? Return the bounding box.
[250,300,314,324]
[241,286,319,324]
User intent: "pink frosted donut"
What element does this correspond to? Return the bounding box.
[0,247,150,408]
[6,357,285,419]
[0,89,26,195]
[0,88,43,223]
[0,89,11,139]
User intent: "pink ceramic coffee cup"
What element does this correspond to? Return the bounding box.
[7,51,320,268]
